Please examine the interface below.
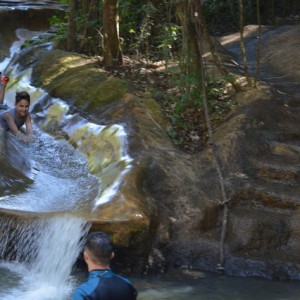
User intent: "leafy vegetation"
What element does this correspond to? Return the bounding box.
[49,0,299,153]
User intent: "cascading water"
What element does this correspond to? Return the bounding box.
[0,26,132,299]
[0,131,101,212]
[2,5,300,300]
[0,29,91,299]
[0,215,90,300]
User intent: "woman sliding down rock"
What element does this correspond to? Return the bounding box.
[0,74,34,143]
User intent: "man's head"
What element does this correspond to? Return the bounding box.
[84,231,114,268]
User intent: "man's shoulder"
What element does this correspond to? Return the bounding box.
[113,273,133,285]
[72,276,100,300]
[72,284,87,300]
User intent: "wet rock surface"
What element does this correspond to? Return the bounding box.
[189,25,300,279]
[1,5,300,278]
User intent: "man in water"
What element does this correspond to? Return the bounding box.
[72,231,138,300]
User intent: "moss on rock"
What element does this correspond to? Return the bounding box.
[32,49,128,112]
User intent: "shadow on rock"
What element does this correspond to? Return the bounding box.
[0,130,34,196]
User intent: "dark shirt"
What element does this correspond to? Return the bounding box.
[72,269,137,300]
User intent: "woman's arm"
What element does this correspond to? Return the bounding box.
[25,113,33,134]
[4,111,34,142]
[0,83,6,106]
[0,74,9,105]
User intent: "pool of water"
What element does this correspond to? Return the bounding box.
[133,272,300,300]
[2,264,299,300]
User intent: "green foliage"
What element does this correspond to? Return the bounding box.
[119,0,149,55]
[136,3,157,54]
[163,72,204,150]
[155,23,180,62]
[49,1,102,55]
[203,0,239,33]
[50,14,68,42]
[20,39,32,49]
[48,0,297,153]
[162,78,237,152]
[119,0,180,61]
[205,0,224,14]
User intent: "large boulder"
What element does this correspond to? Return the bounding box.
[2,22,300,278]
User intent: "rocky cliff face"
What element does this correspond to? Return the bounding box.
[2,6,300,279]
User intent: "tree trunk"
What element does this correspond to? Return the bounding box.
[176,0,202,95]
[102,0,122,66]
[194,0,240,91]
[238,0,253,87]
[255,0,262,84]
[82,0,90,14]
[194,0,230,272]
[67,0,78,52]
[79,0,90,52]
[80,0,100,54]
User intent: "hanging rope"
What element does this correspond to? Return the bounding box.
[193,0,230,273]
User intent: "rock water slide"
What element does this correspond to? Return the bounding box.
[0,0,147,231]
[2,0,300,286]
[0,4,149,299]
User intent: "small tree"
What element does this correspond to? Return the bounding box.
[79,0,99,54]
[103,0,123,66]
[238,0,252,87]
[67,0,78,52]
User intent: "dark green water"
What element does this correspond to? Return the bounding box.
[71,267,300,300]
[2,263,300,300]
[132,272,300,300]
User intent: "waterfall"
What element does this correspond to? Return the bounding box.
[0,16,132,300]
[0,215,90,300]
[0,28,90,299]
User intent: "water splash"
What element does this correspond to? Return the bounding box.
[0,215,90,300]
[0,24,132,300]
[0,130,101,212]
[0,27,132,212]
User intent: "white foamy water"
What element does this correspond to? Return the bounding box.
[0,216,90,300]
[0,130,101,212]
[0,26,132,300]
[0,27,132,213]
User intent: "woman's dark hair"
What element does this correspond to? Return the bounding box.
[15,91,30,104]
[85,232,114,265]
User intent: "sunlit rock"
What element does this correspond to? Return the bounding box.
[2,12,300,280]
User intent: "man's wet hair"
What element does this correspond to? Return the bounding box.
[85,231,114,265]
[16,91,30,104]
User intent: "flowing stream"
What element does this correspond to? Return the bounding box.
[0,215,89,300]
[1,5,300,299]
[0,24,128,300]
